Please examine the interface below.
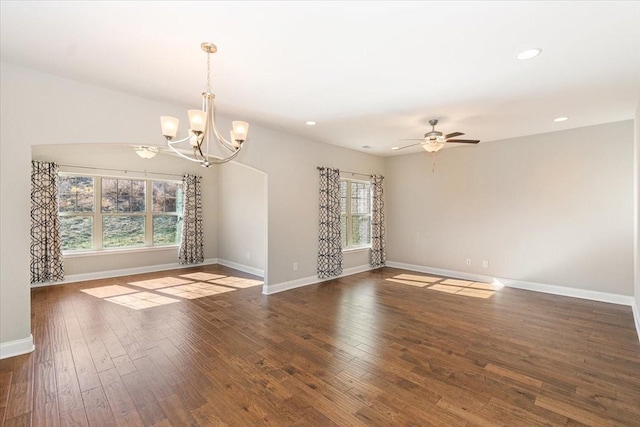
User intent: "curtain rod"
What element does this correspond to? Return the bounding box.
[57,164,184,178]
[316,166,374,178]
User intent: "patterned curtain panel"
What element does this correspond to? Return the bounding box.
[179,174,204,264]
[370,174,386,268]
[317,167,343,278]
[30,161,64,283]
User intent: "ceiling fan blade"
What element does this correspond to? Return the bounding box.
[393,142,423,151]
[445,132,464,139]
[446,139,480,144]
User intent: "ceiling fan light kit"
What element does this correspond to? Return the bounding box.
[395,119,480,153]
[159,42,249,167]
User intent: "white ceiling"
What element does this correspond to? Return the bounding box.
[2,1,640,156]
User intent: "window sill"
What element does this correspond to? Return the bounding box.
[63,245,179,258]
[342,246,371,254]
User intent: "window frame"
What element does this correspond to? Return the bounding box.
[58,172,183,254]
[340,177,373,251]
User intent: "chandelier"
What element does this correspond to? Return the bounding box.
[160,42,249,167]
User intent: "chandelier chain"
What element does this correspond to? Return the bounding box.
[206,52,212,92]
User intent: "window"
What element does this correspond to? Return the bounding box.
[58,174,182,252]
[58,176,94,251]
[340,179,372,249]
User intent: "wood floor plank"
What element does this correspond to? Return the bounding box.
[120,370,168,426]
[535,395,616,427]
[58,409,89,427]
[1,265,638,426]
[53,349,84,415]
[69,342,101,393]
[98,368,138,421]
[81,386,116,427]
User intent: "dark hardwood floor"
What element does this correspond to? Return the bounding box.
[1,265,639,426]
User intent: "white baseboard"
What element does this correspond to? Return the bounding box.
[0,334,34,360]
[632,301,640,342]
[386,261,635,306]
[264,264,374,295]
[216,259,264,278]
[31,258,219,287]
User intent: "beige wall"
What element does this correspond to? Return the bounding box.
[217,161,267,272]
[385,121,635,295]
[0,62,384,349]
[233,124,384,287]
[31,144,218,275]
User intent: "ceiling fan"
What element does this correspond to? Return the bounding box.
[393,119,480,153]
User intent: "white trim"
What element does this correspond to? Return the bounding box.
[0,334,35,360]
[263,264,373,295]
[342,246,371,254]
[63,245,180,258]
[31,258,219,287]
[632,301,640,342]
[386,261,635,306]
[216,259,264,278]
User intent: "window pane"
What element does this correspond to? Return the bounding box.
[153,181,182,213]
[351,182,371,214]
[153,215,181,245]
[131,180,145,212]
[340,180,347,214]
[58,176,94,213]
[59,216,93,251]
[102,179,146,213]
[102,215,145,248]
[351,215,371,246]
[102,178,117,213]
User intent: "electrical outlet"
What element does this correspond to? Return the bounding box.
[293,262,298,271]
[482,260,489,268]
[466,258,472,266]
[246,252,251,260]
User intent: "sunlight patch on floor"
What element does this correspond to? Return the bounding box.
[180,272,226,281]
[157,282,236,299]
[385,273,444,287]
[386,274,501,298]
[81,285,137,298]
[127,276,193,289]
[105,292,180,310]
[211,278,263,288]
[386,278,431,287]
[80,272,263,309]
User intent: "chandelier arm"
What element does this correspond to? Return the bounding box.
[206,145,244,164]
[209,100,239,153]
[167,139,206,163]
[194,137,207,161]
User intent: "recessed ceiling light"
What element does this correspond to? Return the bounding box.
[517,48,542,60]
[553,116,569,122]
[391,147,399,150]
[305,121,317,126]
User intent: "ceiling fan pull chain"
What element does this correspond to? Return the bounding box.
[432,152,437,173]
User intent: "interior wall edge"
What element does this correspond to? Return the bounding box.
[633,301,640,343]
[216,258,264,278]
[263,264,374,295]
[0,334,34,360]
